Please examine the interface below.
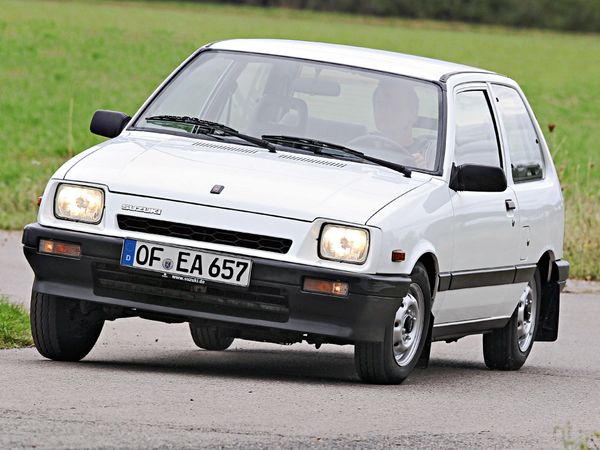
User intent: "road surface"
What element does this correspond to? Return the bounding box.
[1,232,598,449]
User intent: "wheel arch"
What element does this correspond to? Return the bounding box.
[536,249,556,284]
[410,251,438,370]
[412,252,439,300]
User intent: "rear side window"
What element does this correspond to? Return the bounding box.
[454,90,502,168]
[492,85,545,182]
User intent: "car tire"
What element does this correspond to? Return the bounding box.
[189,324,235,351]
[354,262,432,384]
[30,291,104,362]
[483,268,541,370]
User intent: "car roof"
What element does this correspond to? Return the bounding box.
[209,39,493,83]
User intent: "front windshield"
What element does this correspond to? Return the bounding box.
[134,50,443,171]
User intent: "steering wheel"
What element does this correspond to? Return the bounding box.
[347,134,412,160]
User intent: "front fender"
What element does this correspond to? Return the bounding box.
[367,180,453,276]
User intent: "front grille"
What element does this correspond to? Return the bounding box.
[117,215,292,254]
[93,263,289,322]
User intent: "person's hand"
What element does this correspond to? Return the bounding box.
[412,152,426,168]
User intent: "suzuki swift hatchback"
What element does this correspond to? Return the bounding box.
[23,39,569,384]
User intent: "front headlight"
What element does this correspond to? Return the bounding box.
[319,224,369,264]
[54,184,104,224]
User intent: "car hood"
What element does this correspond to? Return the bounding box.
[63,132,428,223]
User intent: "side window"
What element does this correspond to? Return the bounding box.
[454,90,501,168]
[492,85,545,182]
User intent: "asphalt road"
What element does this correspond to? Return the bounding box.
[1,232,599,449]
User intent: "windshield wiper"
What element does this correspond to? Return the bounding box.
[262,135,411,178]
[146,115,276,152]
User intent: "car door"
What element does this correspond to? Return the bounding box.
[490,83,563,265]
[433,85,523,326]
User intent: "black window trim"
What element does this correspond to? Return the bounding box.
[452,84,506,172]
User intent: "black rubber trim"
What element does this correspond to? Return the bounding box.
[22,223,411,343]
[438,273,451,291]
[23,222,408,297]
[554,259,569,283]
[536,278,560,341]
[513,264,537,283]
[22,224,123,259]
[451,267,514,290]
[437,264,537,291]
[432,317,510,341]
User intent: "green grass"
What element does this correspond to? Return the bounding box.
[554,424,600,449]
[0,0,598,278]
[0,297,33,349]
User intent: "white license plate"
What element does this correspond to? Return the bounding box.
[120,239,252,287]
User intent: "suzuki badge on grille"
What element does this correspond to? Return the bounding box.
[121,204,162,215]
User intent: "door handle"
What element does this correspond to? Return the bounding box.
[505,199,516,211]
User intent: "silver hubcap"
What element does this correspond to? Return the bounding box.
[517,281,537,352]
[393,284,424,366]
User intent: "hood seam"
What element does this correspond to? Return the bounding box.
[364,182,426,225]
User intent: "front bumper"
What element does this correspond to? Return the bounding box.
[23,223,410,343]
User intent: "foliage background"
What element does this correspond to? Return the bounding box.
[169,0,600,32]
[0,0,598,278]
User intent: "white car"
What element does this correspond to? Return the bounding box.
[23,39,569,384]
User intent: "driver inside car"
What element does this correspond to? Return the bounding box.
[369,81,437,169]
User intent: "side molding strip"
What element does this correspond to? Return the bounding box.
[438,264,536,291]
[432,316,511,341]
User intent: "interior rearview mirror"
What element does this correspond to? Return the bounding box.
[291,77,341,96]
[90,110,131,138]
[450,163,507,192]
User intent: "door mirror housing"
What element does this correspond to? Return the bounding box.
[450,163,507,192]
[90,110,131,138]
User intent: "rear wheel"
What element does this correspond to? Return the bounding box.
[483,268,541,370]
[189,324,235,351]
[30,291,104,361]
[354,263,432,384]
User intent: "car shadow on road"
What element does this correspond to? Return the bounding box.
[27,347,494,386]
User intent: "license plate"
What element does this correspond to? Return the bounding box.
[120,239,252,287]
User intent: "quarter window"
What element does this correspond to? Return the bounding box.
[492,85,544,182]
[454,90,502,168]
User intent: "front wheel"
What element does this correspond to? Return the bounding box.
[354,263,431,384]
[483,268,541,370]
[30,291,104,361]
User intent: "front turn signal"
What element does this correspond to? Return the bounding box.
[303,278,349,297]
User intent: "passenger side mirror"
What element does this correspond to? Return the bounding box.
[90,110,131,138]
[450,163,507,192]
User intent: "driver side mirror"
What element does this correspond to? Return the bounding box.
[450,163,507,192]
[90,110,131,138]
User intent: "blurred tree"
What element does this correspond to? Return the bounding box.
[178,0,600,32]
